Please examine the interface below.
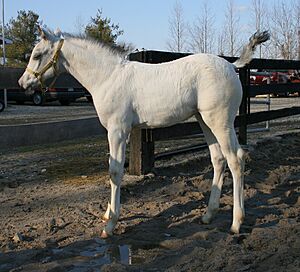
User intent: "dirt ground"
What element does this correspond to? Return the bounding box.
[0,99,300,271]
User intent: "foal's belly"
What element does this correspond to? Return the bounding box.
[134,99,197,128]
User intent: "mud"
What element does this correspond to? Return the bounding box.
[0,125,300,271]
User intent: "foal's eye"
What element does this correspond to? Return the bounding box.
[33,54,41,60]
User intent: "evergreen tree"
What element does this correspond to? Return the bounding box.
[85,9,123,45]
[6,10,39,65]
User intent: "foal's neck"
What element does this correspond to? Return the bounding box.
[60,38,123,94]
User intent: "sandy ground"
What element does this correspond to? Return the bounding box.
[0,98,299,271]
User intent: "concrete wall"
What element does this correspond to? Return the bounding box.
[0,117,106,149]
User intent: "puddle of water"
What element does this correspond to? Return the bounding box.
[80,245,106,257]
[1,238,146,271]
[119,244,131,265]
[56,238,134,269]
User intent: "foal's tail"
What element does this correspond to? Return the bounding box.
[233,31,270,69]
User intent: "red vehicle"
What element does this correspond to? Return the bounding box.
[250,71,289,85]
[290,71,300,96]
[250,71,272,85]
[250,70,299,97]
[271,71,289,84]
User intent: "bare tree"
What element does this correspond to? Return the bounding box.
[293,0,300,60]
[188,1,215,53]
[217,30,226,56]
[298,28,300,60]
[73,15,85,36]
[251,0,268,58]
[166,0,187,52]
[224,0,241,57]
[251,0,267,32]
[269,0,298,59]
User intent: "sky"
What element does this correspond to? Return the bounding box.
[4,0,262,50]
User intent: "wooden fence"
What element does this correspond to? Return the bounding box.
[128,50,300,175]
[1,52,300,175]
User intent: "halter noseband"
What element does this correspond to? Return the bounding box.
[26,39,64,91]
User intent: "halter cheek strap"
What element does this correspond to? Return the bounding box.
[26,39,64,91]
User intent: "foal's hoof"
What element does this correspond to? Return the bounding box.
[201,214,212,224]
[230,224,240,234]
[102,216,109,223]
[100,230,110,239]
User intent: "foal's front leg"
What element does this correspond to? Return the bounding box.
[101,127,128,238]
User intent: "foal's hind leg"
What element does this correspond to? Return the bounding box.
[201,114,245,233]
[196,114,226,224]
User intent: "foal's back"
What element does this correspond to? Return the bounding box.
[128,54,242,128]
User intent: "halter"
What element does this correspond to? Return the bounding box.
[26,39,64,92]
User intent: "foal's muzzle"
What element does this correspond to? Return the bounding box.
[18,73,39,91]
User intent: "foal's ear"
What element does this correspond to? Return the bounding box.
[37,25,52,40]
[54,28,62,37]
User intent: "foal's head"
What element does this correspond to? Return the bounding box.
[19,27,64,91]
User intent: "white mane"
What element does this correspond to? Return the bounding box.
[64,34,129,60]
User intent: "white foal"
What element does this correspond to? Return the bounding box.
[19,27,269,237]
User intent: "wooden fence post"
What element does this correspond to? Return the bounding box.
[238,68,249,145]
[129,128,155,175]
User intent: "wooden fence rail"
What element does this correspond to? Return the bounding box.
[128,50,300,175]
